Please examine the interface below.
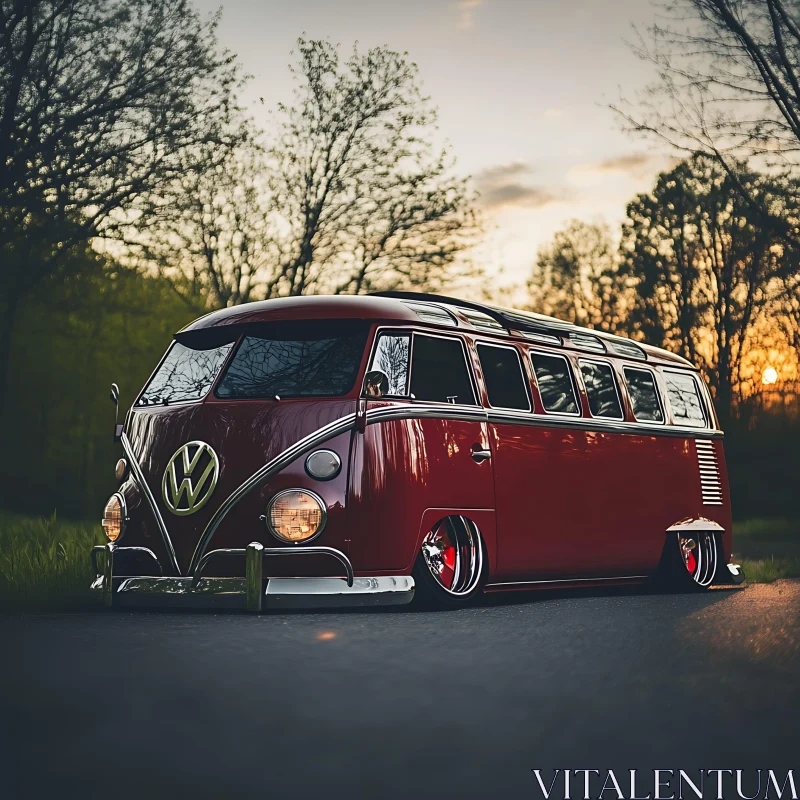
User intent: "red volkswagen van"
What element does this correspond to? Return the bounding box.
[93,292,744,611]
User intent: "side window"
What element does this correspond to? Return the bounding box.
[664,371,707,428]
[369,333,410,396]
[477,344,530,411]
[624,368,664,423]
[531,353,579,414]
[410,335,477,405]
[579,360,623,419]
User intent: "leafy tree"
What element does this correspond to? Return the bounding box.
[0,0,247,408]
[618,155,799,420]
[527,220,627,332]
[0,249,194,518]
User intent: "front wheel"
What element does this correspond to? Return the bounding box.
[412,516,486,608]
[659,529,720,592]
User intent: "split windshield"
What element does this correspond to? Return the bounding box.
[138,322,369,405]
[215,323,368,399]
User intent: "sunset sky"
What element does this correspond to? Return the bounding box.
[193,0,676,292]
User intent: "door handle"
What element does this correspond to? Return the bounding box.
[471,447,492,463]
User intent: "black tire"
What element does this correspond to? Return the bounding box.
[657,529,720,592]
[412,516,486,609]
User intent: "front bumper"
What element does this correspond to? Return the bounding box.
[90,543,415,612]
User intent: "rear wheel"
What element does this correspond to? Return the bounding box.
[413,516,486,608]
[661,529,719,591]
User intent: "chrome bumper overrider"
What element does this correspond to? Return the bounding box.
[90,543,415,611]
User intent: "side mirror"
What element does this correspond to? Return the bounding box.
[362,370,389,399]
[109,382,123,442]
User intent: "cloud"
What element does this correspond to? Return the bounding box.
[574,152,678,180]
[455,0,483,30]
[542,108,564,121]
[474,161,561,211]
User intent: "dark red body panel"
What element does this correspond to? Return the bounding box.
[347,406,496,573]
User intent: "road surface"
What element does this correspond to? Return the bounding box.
[1,581,798,799]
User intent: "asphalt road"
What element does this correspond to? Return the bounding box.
[1,582,799,800]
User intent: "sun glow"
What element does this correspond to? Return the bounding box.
[762,367,779,385]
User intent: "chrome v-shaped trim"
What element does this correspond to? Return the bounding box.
[120,431,181,575]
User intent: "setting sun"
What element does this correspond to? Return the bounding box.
[762,367,779,385]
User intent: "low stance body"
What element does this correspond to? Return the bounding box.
[95,292,743,611]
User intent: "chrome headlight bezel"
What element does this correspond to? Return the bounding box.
[265,488,328,544]
[101,491,128,543]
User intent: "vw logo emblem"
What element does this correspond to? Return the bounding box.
[162,441,219,516]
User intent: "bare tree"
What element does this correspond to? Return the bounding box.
[614,0,800,166]
[265,38,480,297]
[0,0,247,407]
[128,38,481,310]
[122,140,269,310]
[527,220,627,332]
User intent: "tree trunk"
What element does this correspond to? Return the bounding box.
[0,294,19,417]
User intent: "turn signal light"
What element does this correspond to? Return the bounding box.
[266,490,326,543]
[101,493,126,542]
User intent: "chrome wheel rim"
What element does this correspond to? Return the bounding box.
[421,516,483,596]
[679,531,717,587]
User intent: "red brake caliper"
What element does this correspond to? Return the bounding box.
[436,523,457,588]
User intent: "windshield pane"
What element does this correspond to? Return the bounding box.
[216,328,368,399]
[138,342,233,405]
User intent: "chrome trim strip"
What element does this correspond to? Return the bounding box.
[486,409,723,439]
[120,431,181,575]
[485,575,648,588]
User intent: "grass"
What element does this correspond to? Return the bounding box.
[733,518,800,541]
[738,555,800,584]
[0,512,104,610]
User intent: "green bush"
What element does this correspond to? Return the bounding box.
[739,556,800,584]
[0,512,104,610]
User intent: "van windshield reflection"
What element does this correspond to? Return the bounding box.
[138,342,233,405]
[216,327,368,399]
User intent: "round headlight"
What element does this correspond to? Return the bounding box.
[115,458,128,481]
[305,449,342,481]
[266,489,327,543]
[101,493,126,542]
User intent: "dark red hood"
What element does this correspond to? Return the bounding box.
[125,397,355,573]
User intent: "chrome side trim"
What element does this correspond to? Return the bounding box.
[120,431,181,575]
[485,575,648,589]
[486,409,723,439]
